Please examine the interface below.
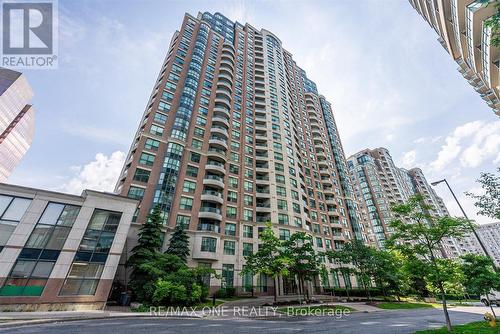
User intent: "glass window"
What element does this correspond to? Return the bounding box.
[222,264,234,288]
[2,198,31,221]
[182,180,196,193]
[201,237,216,252]
[179,197,193,210]
[225,223,236,236]
[243,225,253,238]
[145,138,160,151]
[176,215,190,227]
[223,240,235,255]
[242,243,253,256]
[133,168,151,183]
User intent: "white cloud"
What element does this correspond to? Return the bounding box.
[430,120,490,171]
[401,150,416,168]
[60,151,125,195]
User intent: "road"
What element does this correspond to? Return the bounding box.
[0,307,493,334]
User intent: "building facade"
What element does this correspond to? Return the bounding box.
[408,0,500,117]
[347,148,458,255]
[0,68,35,182]
[0,183,137,311]
[115,12,369,295]
[476,222,500,267]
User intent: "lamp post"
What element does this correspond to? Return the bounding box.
[430,179,492,262]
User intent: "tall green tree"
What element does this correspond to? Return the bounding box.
[461,254,500,318]
[128,205,165,301]
[388,194,474,332]
[343,240,375,301]
[165,225,190,263]
[370,249,409,301]
[326,248,354,300]
[466,167,500,220]
[241,223,291,303]
[284,232,322,300]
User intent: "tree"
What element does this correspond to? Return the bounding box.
[485,2,500,47]
[326,248,354,300]
[284,232,322,300]
[370,249,409,301]
[128,205,165,301]
[466,167,500,220]
[461,254,500,318]
[388,194,474,332]
[165,225,190,263]
[343,240,375,301]
[241,223,291,303]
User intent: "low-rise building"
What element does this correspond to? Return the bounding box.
[0,183,137,311]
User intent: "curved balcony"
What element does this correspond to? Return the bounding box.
[215,96,231,110]
[205,160,226,175]
[222,43,235,56]
[210,126,229,138]
[217,79,233,92]
[212,116,230,128]
[216,87,232,101]
[207,148,227,162]
[220,57,235,70]
[201,190,224,205]
[218,71,233,83]
[203,174,225,189]
[213,106,230,119]
[199,207,223,221]
[209,137,228,150]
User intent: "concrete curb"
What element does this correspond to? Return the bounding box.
[0,314,203,329]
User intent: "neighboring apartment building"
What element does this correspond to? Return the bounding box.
[115,12,369,295]
[0,68,35,182]
[0,183,137,311]
[408,0,500,117]
[347,148,455,254]
[476,222,500,267]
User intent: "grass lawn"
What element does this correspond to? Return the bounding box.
[414,321,500,333]
[376,302,436,310]
[277,304,354,315]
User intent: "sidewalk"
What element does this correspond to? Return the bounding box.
[0,309,203,329]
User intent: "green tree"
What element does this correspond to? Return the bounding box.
[165,225,190,263]
[388,194,474,332]
[485,2,500,47]
[284,232,322,300]
[343,240,375,301]
[128,205,165,301]
[370,249,409,301]
[466,167,500,220]
[326,248,354,300]
[242,223,291,303]
[461,254,500,318]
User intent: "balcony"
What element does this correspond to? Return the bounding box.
[201,190,224,205]
[199,206,223,221]
[210,126,229,138]
[205,160,226,175]
[203,175,225,189]
[213,105,230,119]
[212,116,230,128]
[209,136,228,150]
[207,148,227,162]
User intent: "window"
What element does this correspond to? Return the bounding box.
[243,195,253,206]
[223,240,235,255]
[229,164,239,174]
[145,138,160,151]
[127,186,145,200]
[139,153,155,166]
[201,237,216,252]
[275,174,285,184]
[186,165,198,177]
[0,195,32,247]
[60,209,122,296]
[278,214,289,225]
[150,124,164,136]
[222,264,234,288]
[244,181,253,192]
[225,223,236,236]
[243,225,253,238]
[225,205,238,218]
[242,243,253,256]
[154,112,167,124]
[176,215,190,227]
[0,203,80,297]
[276,186,286,196]
[182,180,196,193]
[190,152,201,163]
[133,169,150,183]
[277,199,287,211]
[279,229,290,240]
[227,191,237,203]
[191,139,203,149]
[228,177,238,188]
[243,209,253,221]
[179,197,193,211]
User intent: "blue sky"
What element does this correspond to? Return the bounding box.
[9,0,500,224]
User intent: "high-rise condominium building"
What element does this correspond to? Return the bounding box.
[476,222,500,267]
[0,68,35,182]
[408,0,500,117]
[347,148,454,253]
[115,12,368,295]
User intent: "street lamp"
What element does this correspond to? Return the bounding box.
[430,179,492,263]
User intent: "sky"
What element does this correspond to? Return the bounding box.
[8,0,500,225]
